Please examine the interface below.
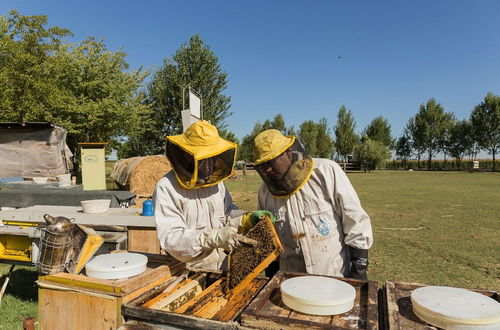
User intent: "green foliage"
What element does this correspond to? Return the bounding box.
[334,105,358,162]
[0,10,72,121]
[470,92,500,171]
[395,129,412,168]
[54,38,150,153]
[0,11,150,155]
[298,117,334,158]
[363,116,393,148]
[239,114,288,162]
[409,98,454,169]
[120,35,232,157]
[445,120,473,169]
[353,137,390,172]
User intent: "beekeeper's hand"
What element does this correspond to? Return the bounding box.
[199,226,240,252]
[347,247,369,280]
[240,210,277,232]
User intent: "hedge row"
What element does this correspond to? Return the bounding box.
[382,159,500,171]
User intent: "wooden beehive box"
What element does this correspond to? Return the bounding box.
[381,281,500,330]
[240,271,379,329]
[37,254,185,330]
[122,269,268,329]
[228,214,284,295]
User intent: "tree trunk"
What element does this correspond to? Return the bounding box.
[493,151,496,172]
[428,149,432,170]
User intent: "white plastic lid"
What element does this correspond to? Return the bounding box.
[411,286,500,326]
[280,276,356,306]
[85,252,147,279]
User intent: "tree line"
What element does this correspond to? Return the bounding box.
[1,11,499,172]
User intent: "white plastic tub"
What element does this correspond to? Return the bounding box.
[56,174,71,187]
[85,252,148,279]
[80,199,111,213]
[411,286,500,329]
[280,276,356,315]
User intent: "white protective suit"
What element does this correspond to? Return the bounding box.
[258,158,373,277]
[154,171,243,270]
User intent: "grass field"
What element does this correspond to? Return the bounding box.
[1,170,499,329]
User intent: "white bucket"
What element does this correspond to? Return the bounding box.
[81,199,111,213]
[57,174,71,187]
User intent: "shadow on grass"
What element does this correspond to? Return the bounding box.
[0,267,38,301]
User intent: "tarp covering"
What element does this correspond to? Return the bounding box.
[0,123,73,178]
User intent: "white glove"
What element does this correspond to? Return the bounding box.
[198,226,240,252]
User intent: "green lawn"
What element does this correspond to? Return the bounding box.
[1,170,499,329]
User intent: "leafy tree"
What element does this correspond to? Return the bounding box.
[395,129,413,169]
[446,120,473,170]
[0,11,150,156]
[316,118,335,158]
[0,10,72,121]
[54,38,150,153]
[239,114,288,162]
[298,118,334,158]
[353,137,390,172]
[363,116,393,148]
[438,113,456,167]
[406,117,424,168]
[334,105,358,162]
[470,92,500,171]
[410,98,454,169]
[121,35,231,157]
[299,120,318,157]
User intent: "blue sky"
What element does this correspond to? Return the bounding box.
[2,0,500,141]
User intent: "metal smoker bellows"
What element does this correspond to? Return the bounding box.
[36,227,74,275]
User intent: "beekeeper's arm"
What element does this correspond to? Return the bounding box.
[329,161,373,279]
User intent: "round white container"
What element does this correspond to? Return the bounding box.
[280,276,356,315]
[80,199,111,213]
[85,252,148,279]
[411,286,500,329]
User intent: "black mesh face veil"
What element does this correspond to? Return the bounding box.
[166,140,236,189]
[255,139,313,197]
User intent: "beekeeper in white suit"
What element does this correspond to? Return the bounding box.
[250,129,373,279]
[154,121,250,270]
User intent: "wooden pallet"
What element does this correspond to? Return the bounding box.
[240,271,379,329]
[122,271,268,329]
[381,281,500,330]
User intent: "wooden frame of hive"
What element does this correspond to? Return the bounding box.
[227,214,284,296]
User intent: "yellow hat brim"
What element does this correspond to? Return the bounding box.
[253,135,295,165]
[167,134,237,160]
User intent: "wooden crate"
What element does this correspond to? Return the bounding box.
[127,226,160,254]
[122,270,268,329]
[381,281,500,330]
[38,254,185,330]
[240,271,379,330]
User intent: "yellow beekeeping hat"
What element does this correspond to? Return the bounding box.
[166,121,237,189]
[253,129,295,165]
[167,121,236,159]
